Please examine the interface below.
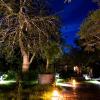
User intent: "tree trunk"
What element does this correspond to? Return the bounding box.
[46,58,49,72]
[19,34,30,72]
[22,54,29,72]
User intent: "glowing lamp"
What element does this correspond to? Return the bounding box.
[72,79,76,88]
[51,89,60,100]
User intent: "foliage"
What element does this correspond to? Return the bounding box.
[0,0,61,72]
[0,84,56,100]
[0,0,60,59]
[41,40,62,72]
[42,41,61,63]
[4,70,17,80]
[78,9,100,52]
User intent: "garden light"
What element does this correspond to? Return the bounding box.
[0,74,8,81]
[83,74,91,80]
[2,74,8,80]
[55,73,59,79]
[0,75,3,81]
[51,89,63,100]
[72,79,77,88]
[72,79,76,84]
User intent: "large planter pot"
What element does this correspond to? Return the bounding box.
[38,74,54,84]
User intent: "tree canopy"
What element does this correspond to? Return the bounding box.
[78,9,100,52]
[0,0,61,72]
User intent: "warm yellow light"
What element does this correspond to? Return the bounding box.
[72,79,76,84]
[72,79,76,88]
[51,90,60,100]
[52,90,59,96]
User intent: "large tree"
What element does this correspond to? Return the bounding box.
[78,9,100,52]
[0,0,60,72]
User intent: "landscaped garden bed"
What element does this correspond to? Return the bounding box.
[0,83,59,100]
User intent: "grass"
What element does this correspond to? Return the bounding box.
[0,82,60,100]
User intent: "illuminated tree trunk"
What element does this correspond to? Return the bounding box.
[19,37,30,72]
[22,53,29,72]
[46,58,49,72]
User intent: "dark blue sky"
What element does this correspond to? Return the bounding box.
[48,0,98,49]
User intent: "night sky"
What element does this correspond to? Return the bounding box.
[48,0,98,50]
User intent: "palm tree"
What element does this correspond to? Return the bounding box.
[0,0,60,72]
